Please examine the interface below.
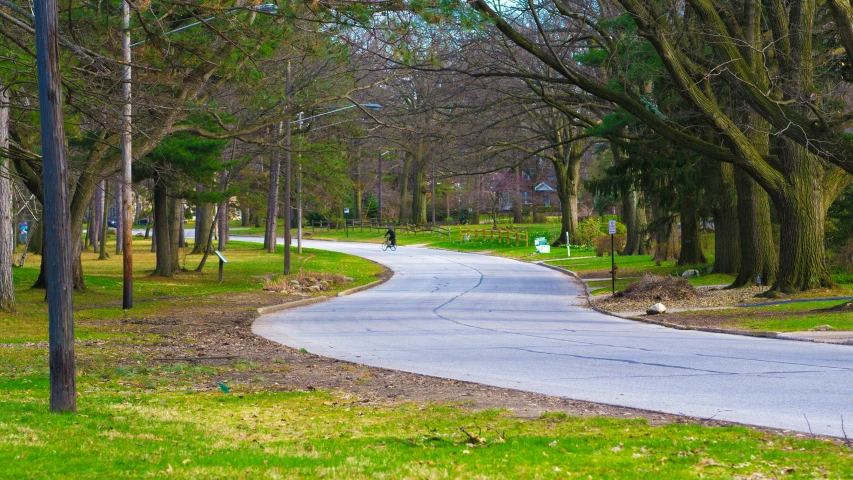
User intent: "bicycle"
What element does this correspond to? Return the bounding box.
[382,239,397,251]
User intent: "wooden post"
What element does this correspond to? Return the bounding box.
[35,0,77,411]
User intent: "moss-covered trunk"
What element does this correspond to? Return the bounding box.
[731,168,777,287]
[769,140,837,292]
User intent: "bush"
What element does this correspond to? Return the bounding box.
[616,275,698,301]
[595,234,627,256]
[575,218,603,246]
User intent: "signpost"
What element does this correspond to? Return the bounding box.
[566,231,570,258]
[343,208,349,238]
[608,220,616,294]
[214,250,228,283]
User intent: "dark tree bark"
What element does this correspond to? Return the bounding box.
[91,182,102,253]
[34,0,76,411]
[512,167,523,223]
[551,141,582,246]
[192,203,213,254]
[708,163,740,274]
[152,180,171,277]
[398,152,410,223]
[168,196,181,272]
[652,199,678,263]
[677,191,707,266]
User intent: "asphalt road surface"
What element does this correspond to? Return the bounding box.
[249,238,853,437]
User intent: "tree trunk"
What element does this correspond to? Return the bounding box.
[398,152,410,223]
[152,181,171,277]
[98,180,110,260]
[115,179,122,255]
[651,200,678,263]
[512,167,523,223]
[92,182,102,253]
[192,203,213,254]
[264,139,280,252]
[677,191,707,266]
[34,0,77,410]
[411,165,428,225]
[218,199,228,251]
[241,207,249,227]
[168,196,181,272]
[769,140,837,292]
[551,142,581,246]
[708,163,740,274]
[0,87,14,312]
[178,202,186,248]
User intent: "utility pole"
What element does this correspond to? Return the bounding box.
[121,0,133,309]
[377,150,382,222]
[35,0,76,412]
[283,60,292,275]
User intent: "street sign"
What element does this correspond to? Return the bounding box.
[608,220,617,235]
[343,208,350,214]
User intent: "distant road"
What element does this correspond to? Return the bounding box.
[248,238,853,437]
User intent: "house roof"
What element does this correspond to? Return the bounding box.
[534,182,556,192]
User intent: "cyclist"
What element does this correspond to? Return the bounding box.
[384,227,396,248]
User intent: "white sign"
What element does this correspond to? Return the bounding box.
[343,208,350,214]
[608,220,617,235]
[214,250,228,263]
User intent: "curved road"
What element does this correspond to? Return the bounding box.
[250,239,853,437]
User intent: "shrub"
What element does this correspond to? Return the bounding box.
[575,218,603,246]
[594,234,627,256]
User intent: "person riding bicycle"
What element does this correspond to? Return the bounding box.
[384,228,396,247]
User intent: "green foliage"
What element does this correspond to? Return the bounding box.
[575,218,602,246]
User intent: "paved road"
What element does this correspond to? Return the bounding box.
[250,239,853,437]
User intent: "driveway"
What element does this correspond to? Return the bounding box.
[250,238,853,437]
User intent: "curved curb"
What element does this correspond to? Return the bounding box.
[534,262,853,347]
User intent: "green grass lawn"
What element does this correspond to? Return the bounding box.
[675,300,853,332]
[3,239,381,344]
[4,389,853,478]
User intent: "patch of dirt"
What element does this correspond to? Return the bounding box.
[64,267,823,440]
[616,275,697,301]
[594,285,768,313]
[822,301,853,313]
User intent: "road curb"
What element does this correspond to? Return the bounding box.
[534,262,853,347]
[257,297,328,315]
